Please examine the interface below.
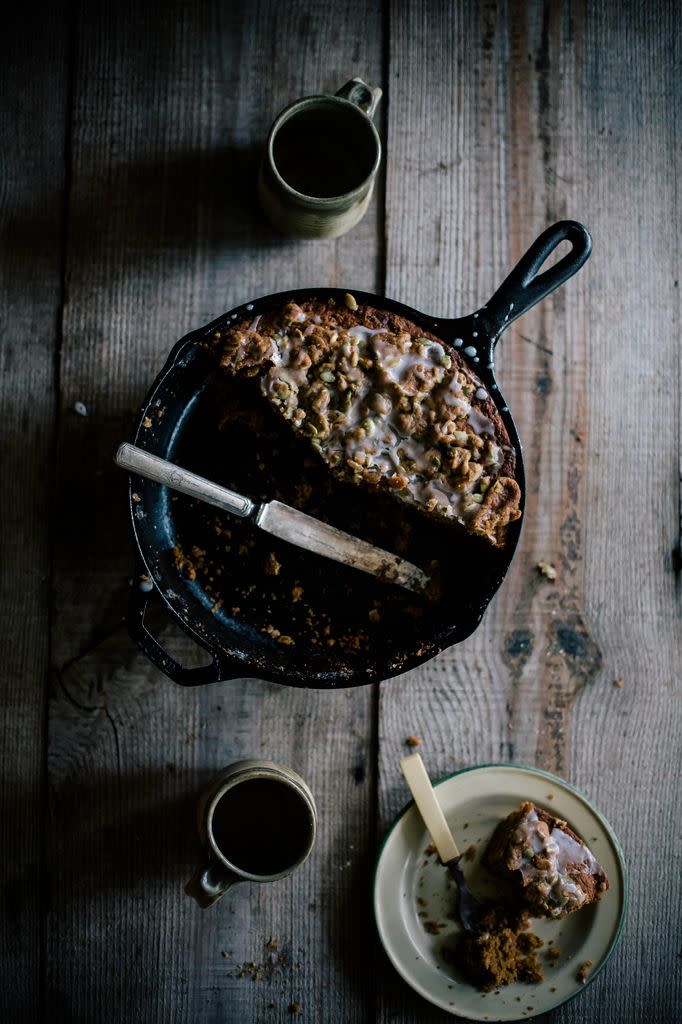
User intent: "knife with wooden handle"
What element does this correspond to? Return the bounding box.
[116,443,430,593]
[400,752,485,930]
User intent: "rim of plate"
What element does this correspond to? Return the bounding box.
[373,762,628,1020]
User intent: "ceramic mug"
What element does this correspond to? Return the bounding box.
[258,77,382,239]
[185,759,317,908]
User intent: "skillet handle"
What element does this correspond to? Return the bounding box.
[126,581,234,686]
[479,220,592,341]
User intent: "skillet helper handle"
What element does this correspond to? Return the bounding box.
[116,443,256,519]
[126,582,230,686]
[481,220,592,341]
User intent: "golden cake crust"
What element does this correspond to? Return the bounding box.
[484,801,609,919]
[219,297,522,547]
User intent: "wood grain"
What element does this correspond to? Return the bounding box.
[2,1,681,1021]
[378,1,681,1022]
[46,2,383,1022]
[0,11,68,1020]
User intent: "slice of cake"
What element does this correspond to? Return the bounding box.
[484,801,609,919]
[219,296,521,548]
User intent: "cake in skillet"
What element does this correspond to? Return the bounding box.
[219,295,522,548]
[484,801,609,919]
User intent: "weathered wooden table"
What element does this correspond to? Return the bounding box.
[3,2,680,1021]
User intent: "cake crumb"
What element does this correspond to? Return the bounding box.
[173,544,197,581]
[614,677,624,688]
[368,608,381,623]
[459,908,544,991]
[577,960,593,983]
[536,561,557,581]
[289,1001,303,1014]
[265,937,278,950]
[423,920,444,935]
[344,292,358,310]
[264,551,281,576]
[546,947,561,962]
[464,843,476,861]
[291,585,304,602]
[406,735,422,747]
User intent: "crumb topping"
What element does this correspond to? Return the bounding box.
[485,801,609,919]
[537,560,557,580]
[510,805,602,916]
[577,959,593,983]
[220,300,521,547]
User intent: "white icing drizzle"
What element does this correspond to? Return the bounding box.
[227,305,508,523]
[468,407,494,435]
[347,325,387,340]
[463,345,477,357]
[511,807,603,917]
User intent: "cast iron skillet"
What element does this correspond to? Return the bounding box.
[125,220,591,688]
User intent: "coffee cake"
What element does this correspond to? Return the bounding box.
[219,296,521,547]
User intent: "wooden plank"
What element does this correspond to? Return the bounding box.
[0,12,68,1020]
[378,1,681,1022]
[47,2,383,1021]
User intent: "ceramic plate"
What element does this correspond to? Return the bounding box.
[374,764,627,1021]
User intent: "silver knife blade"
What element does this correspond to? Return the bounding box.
[256,500,429,593]
[115,443,430,593]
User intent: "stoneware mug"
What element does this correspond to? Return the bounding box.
[258,77,382,239]
[185,759,317,908]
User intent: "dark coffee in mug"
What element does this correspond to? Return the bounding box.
[272,104,377,198]
[211,777,314,877]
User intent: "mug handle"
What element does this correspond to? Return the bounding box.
[185,859,240,908]
[335,78,382,119]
